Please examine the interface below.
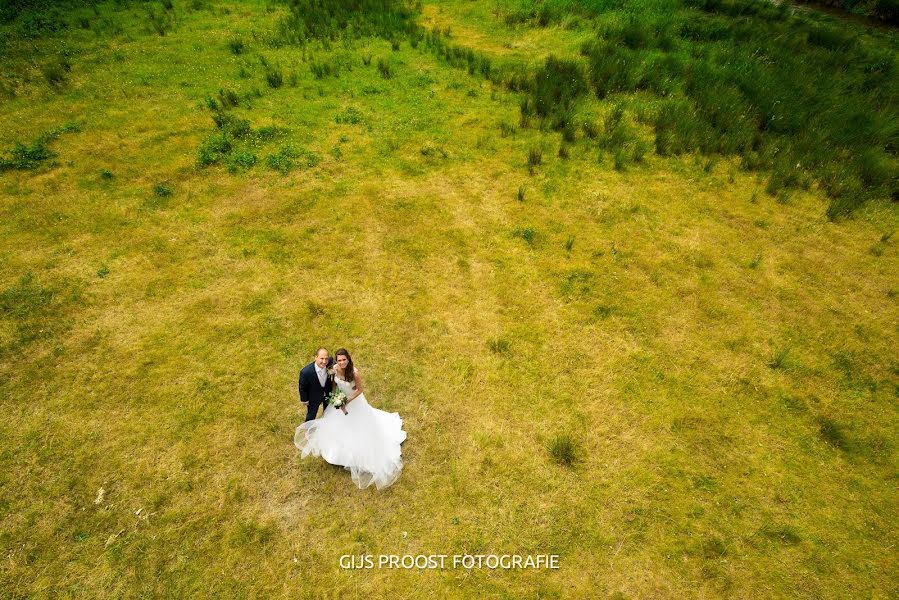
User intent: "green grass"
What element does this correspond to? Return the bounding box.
[0,0,897,597]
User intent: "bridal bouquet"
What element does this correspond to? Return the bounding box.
[327,389,347,409]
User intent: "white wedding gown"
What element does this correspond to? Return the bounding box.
[294,372,406,490]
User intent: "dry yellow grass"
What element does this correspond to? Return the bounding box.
[0,0,896,598]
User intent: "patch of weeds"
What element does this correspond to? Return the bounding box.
[560,269,594,297]
[0,124,79,172]
[0,140,55,171]
[420,142,447,158]
[265,67,284,88]
[487,337,510,354]
[767,345,791,369]
[227,150,257,173]
[266,145,320,174]
[377,58,393,79]
[146,6,174,36]
[310,60,335,79]
[593,304,613,319]
[217,88,241,108]
[42,57,70,87]
[548,434,577,466]
[512,226,537,245]
[306,300,326,319]
[527,146,542,173]
[197,133,232,167]
[228,37,245,55]
[818,416,850,451]
[0,271,82,351]
[334,107,364,125]
[761,524,802,545]
[154,182,173,198]
[747,254,762,269]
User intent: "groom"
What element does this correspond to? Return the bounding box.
[298,347,334,422]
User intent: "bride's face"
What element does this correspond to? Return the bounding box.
[336,355,349,370]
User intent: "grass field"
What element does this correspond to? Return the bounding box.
[1,0,897,597]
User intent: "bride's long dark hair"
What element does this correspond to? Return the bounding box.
[335,348,355,385]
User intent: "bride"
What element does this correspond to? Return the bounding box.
[294,348,407,489]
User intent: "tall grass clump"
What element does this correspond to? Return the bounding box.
[265,66,283,88]
[228,37,245,54]
[566,0,899,216]
[41,57,70,87]
[377,58,393,79]
[548,433,577,466]
[196,104,286,171]
[531,55,588,132]
[527,146,542,173]
[274,0,419,46]
[146,6,174,36]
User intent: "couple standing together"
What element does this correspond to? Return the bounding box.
[294,348,407,489]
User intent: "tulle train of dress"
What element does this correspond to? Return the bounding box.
[294,387,406,490]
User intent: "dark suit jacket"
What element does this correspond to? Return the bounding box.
[298,358,334,407]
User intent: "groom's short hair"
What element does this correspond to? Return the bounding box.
[315,347,329,356]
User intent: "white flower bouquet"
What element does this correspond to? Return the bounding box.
[327,389,347,410]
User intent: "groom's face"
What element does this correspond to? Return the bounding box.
[315,350,329,369]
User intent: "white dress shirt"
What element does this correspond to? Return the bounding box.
[315,364,327,387]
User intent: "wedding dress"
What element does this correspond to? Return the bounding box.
[294,371,406,489]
